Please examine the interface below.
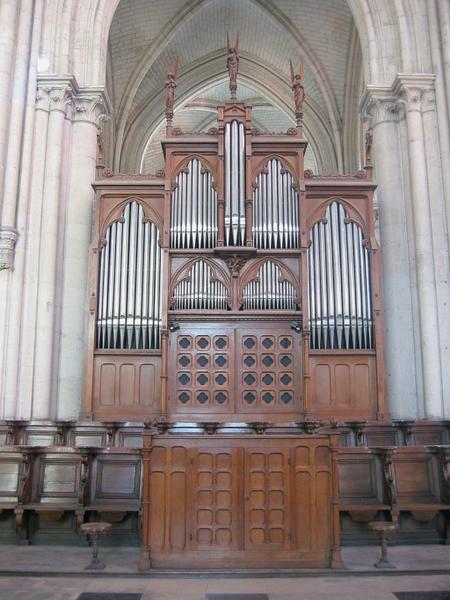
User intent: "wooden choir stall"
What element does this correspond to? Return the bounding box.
[82,51,388,569]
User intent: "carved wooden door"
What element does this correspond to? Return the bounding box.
[244,447,293,550]
[189,447,240,550]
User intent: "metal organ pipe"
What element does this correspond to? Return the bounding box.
[252,159,299,249]
[172,260,228,310]
[242,261,297,310]
[170,159,217,249]
[224,121,246,246]
[96,201,162,350]
[307,201,373,349]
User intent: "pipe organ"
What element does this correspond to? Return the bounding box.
[80,61,388,570]
[85,97,386,424]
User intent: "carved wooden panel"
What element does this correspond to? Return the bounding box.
[244,448,292,550]
[170,323,301,418]
[190,448,239,550]
[32,453,83,506]
[292,443,333,552]
[145,435,337,568]
[93,353,161,418]
[90,453,141,508]
[309,352,376,419]
[237,328,301,414]
[338,449,385,506]
[392,449,440,504]
[0,453,21,503]
[150,444,189,553]
[170,328,234,414]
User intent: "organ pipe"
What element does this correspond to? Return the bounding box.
[308,201,373,349]
[253,159,299,249]
[96,201,162,350]
[172,260,228,310]
[170,159,217,249]
[242,261,297,310]
[224,120,246,246]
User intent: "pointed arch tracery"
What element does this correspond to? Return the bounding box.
[240,258,299,310]
[170,257,231,310]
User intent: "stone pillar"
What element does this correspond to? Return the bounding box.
[418,84,450,417]
[56,89,109,419]
[13,83,51,419]
[0,0,19,210]
[393,75,445,419]
[0,1,42,418]
[360,89,419,419]
[31,79,75,420]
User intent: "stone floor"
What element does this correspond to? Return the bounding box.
[0,545,449,600]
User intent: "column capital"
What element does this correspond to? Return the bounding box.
[392,74,436,113]
[360,87,403,125]
[360,73,436,124]
[0,226,19,271]
[36,76,77,113]
[71,88,112,127]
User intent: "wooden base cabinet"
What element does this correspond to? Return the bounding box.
[140,434,342,569]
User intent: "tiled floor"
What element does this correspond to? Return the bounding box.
[0,545,449,600]
[1,574,450,600]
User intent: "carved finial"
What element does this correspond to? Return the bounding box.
[165,57,180,129]
[289,58,305,128]
[227,33,240,100]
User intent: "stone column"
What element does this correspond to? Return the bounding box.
[0,0,42,418]
[0,0,19,210]
[393,75,444,419]
[360,89,419,419]
[12,81,57,419]
[56,89,109,419]
[31,79,75,420]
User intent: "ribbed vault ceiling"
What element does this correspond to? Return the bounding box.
[107,0,363,174]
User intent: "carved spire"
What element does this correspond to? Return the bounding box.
[226,33,240,100]
[289,58,305,128]
[165,57,180,131]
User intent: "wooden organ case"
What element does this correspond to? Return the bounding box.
[83,61,387,569]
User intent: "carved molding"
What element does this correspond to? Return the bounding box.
[36,76,112,124]
[360,89,404,125]
[393,74,436,114]
[72,89,111,126]
[36,77,76,114]
[360,74,436,125]
[0,226,19,271]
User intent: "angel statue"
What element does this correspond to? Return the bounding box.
[227,33,240,99]
[165,58,180,126]
[289,59,305,125]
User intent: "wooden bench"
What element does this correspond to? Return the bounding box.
[338,447,390,523]
[84,448,141,519]
[380,446,450,537]
[23,447,89,530]
[0,446,33,540]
